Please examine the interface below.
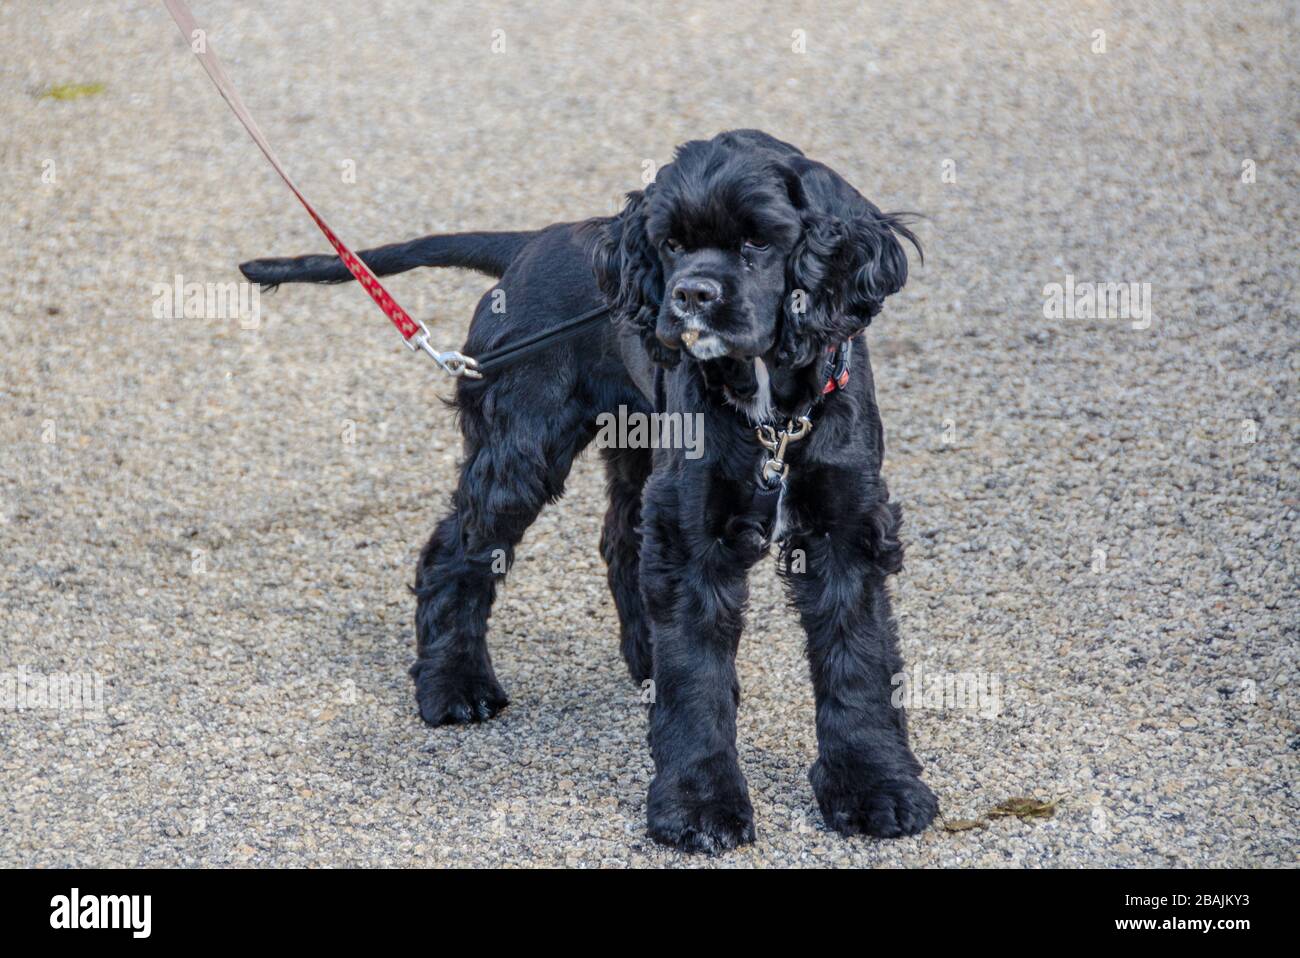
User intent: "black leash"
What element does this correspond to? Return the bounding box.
[470,305,610,374]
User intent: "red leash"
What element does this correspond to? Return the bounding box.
[161,0,479,378]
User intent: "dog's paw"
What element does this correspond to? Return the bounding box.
[409,660,509,726]
[810,759,938,839]
[646,772,756,854]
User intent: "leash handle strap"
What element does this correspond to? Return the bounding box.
[161,0,478,377]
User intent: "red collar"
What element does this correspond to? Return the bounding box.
[821,339,852,395]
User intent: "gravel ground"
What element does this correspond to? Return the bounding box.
[1,1,1296,867]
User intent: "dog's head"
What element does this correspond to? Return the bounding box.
[591,130,920,371]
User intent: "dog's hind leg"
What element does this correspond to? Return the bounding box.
[599,446,653,684]
[410,386,594,726]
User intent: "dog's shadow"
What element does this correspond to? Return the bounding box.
[390,612,655,791]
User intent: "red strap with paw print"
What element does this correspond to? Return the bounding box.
[161,0,420,341]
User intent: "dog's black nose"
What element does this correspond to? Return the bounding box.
[671,277,722,313]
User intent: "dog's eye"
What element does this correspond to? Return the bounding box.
[743,239,769,252]
[665,238,684,254]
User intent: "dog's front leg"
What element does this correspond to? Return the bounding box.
[638,478,761,853]
[782,495,939,839]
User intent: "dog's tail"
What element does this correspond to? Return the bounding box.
[239,230,537,288]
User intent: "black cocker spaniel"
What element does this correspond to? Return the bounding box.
[240,129,937,852]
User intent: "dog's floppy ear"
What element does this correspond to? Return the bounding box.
[589,187,678,368]
[779,165,920,368]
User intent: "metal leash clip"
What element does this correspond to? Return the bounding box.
[756,414,813,485]
[406,319,482,379]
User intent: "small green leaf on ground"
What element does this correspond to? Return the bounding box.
[987,797,1059,819]
[944,797,1062,835]
[41,83,106,101]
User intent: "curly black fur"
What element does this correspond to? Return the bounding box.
[239,129,936,852]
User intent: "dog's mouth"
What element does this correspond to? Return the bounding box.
[659,305,773,363]
[675,325,772,363]
[678,328,731,361]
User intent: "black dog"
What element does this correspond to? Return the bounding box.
[241,130,938,851]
